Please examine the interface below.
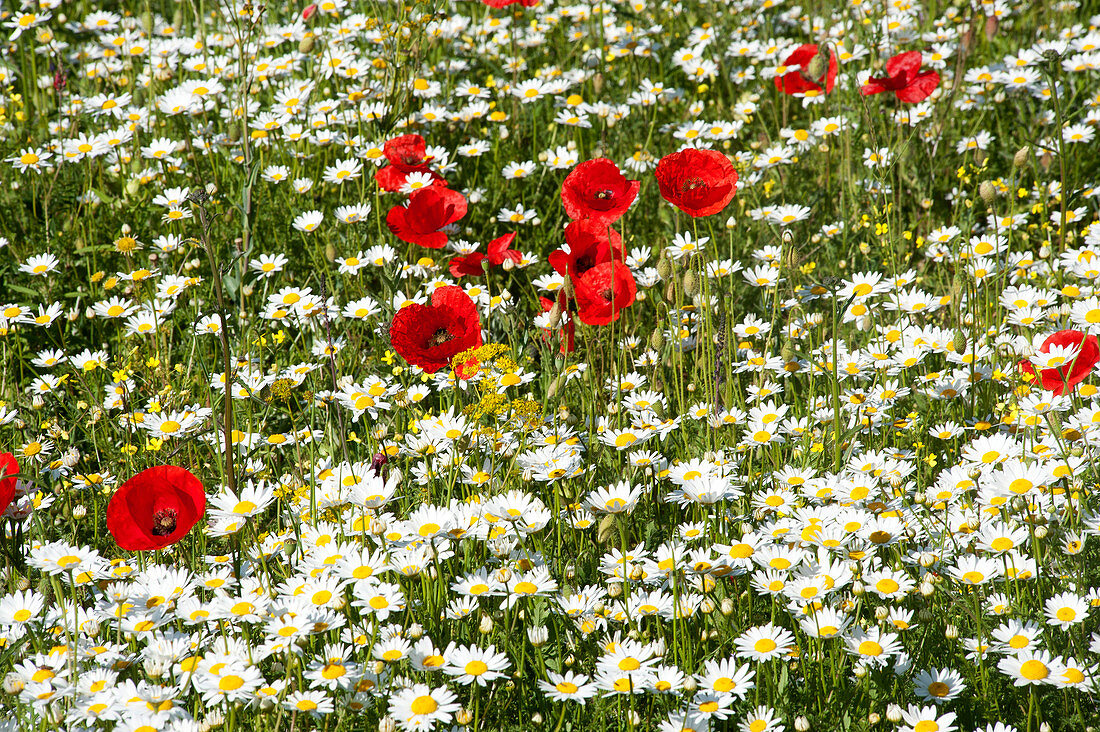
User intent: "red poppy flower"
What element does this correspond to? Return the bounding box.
[387,187,468,249]
[775,44,838,96]
[539,294,575,353]
[547,220,624,280]
[0,452,18,518]
[449,233,522,277]
[375,134,445,192]
[106,465,206,551]
[654,149,739,218]
[574,261,637,326]
[1018,329,1100,396]
[860,51,940,103]
[390,285,483,373]
[560,159,640,224]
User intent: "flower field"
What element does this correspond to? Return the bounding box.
[2,0,1100,730]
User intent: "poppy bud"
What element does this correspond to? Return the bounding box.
[656,256,673,281]
[562,275,575,299]
[1013,146,1031,168]
[597,513,617,543]
[325,242,337,262]
[648,328,665,351]
[682,269,698,296]
[804,46,830,85]
[979,181,996,205]
[299,36,316,53]
[547,301,563,329]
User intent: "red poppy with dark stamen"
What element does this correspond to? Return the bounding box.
[375,134,446,192]
[860,51,940,103]
[775,43,838,96]
[0,452,18,518]
[449,233,522,277]
[387,187,468,249]
[1018,329,1100,396]
[574,261,637,326]
[106,465,206,551]
[547,220,624,280]
[654,149,739,218]
[560,159,640,224]
[389,285,483,373]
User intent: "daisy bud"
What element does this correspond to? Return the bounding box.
[627,629,641,641]
[945,624,958,639]
[886,704,903,723]
[565,654,575,667]
[1040,724,1051,732]
[795,716,810,732]
[15,577,29,591]
[851,581,865,596]
[456,708,473,726]
[144,658,168,678]
[607,583,623,599]
[1035,525,1048,539]
[853,664,868,678]
[532,713,544,725]
[874,606,889,621]
[478,614,494,634]
[528,626,549,647]
[721,598,735,616]
[73,505,87,520]
[3,673,24,695]
[627,712,641,726]
[407,623,423,640]
[700,598,715,614]
[918,552,936,568]
[867,713,880,726]
[378,716,397,732]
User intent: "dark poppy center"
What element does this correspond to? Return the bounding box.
[428,328,455,347]
[594,189,614,200]
[151,508,178,536]
[683,177,707,191]
[600,288,614,301]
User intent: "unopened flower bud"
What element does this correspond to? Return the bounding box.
[1013,146,1031,168]
[979,181,996,206]
[478,615,494,634]
[795,716,810,732]
[886,704,903,723]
